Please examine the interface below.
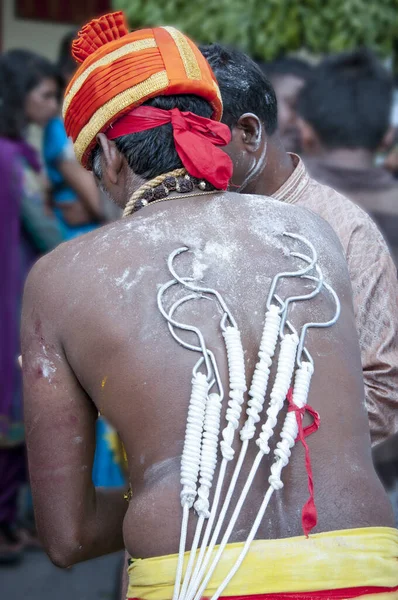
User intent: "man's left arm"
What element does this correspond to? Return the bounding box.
[21,258,127,568]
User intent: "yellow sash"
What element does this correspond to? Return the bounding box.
[127,527,398,600]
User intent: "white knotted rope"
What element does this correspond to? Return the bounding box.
[195,392,223,518]
[256,333,300,455]
[190,332,299,600]
[178,392,223,600]
[173,372,209,600]
[211,361,314,600]
[181,326,246,600]
[241,305,282,442]
[269,361,314,490]
[220,326,247,460]
[184,307,281,600]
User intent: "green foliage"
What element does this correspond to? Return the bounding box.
[114,0,398,62]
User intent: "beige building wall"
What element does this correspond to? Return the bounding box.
[2,0,73,60]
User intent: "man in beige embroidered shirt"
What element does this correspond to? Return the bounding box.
[202,44,398,446]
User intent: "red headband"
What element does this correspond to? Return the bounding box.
[106,106,233,190]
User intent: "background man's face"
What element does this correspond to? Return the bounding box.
[271,74,305,153]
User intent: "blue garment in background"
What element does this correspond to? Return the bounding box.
[43,117,98,240]
[92,418,125,488]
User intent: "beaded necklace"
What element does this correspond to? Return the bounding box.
[123,168,222,218]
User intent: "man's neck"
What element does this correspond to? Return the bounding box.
[241,142,295,197]
[314,148,375,171]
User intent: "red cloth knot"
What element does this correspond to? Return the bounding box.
[286,386,320,537]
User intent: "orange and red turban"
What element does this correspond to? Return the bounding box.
[63,12,232,188]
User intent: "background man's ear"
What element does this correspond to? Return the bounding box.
[236,113,263,150]
[297,117,318,153]
[380,126,396,153]
[96,133,123,185]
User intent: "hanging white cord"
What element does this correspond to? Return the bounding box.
[173,372,209,600]
[178,392,223,600]
[182,325,247,600]
[184,306,281,600]
[211,361,314,600]
[163,241,327,600]
[190,333,299,600]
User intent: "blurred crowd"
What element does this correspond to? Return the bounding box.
[0,32,124,566]
[263,50,398,263]
[1,29,397,569]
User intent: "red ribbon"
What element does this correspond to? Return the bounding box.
[286,387,320,537]
[106,106,233,190]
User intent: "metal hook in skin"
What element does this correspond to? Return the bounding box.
[167,294,224,401]
[192,355,216,392]
[157,279,213,381]
[277,315,314,365]
[296,277,341,367]
[266,232,318,312]
[167,247,238,329]
[279,261,324,336]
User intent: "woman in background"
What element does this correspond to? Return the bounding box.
[0,50,64,563]
[43,31,105,239]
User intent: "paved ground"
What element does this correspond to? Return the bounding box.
[1,550,124,600]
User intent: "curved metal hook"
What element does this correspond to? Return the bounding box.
[268,293,286,314]
[167,294,224,399]
[278,317,314,364]
[296,276,341,367]
[192,355,215,391]
[279,260,324,335]
[266,232,318,311]
[167,247,238,329]
[279,318,298,339]
[157,279,213,379]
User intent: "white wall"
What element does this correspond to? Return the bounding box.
[2,0,74,60]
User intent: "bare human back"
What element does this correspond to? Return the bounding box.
[21,191,394,565]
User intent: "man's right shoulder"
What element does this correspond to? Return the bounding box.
[26,218,147,292]
[299,177,391,257]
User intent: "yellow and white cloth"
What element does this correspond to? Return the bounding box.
[127,527,398,600]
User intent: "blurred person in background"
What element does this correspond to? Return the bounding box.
[382,45,398,179]
[297,50,398,264]
[43,31,105,240]
[0,49,64,563]
[259,57,312,154]
[202,43,398,448]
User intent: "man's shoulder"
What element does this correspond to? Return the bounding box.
[240,190,332,229]
[238,191,347,268]
[300,176,390,251]
[305,175,371,220]
[25,219,145,292]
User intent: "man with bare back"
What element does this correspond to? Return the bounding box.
[21,12,398,600]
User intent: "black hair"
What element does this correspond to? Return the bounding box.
[199,43,278,135]
[261,57,312,82]
[298,49,393,151]
[58,30,78,87]
[91,94,213,180]
[0,49,59,140]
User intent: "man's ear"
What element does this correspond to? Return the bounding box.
[380,126,396,153]
[96,133,124,185]
[297,117,318,154]
[236,113,263,152]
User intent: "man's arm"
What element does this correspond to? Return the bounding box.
[348,223,398,447]
[21,259,127,568]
